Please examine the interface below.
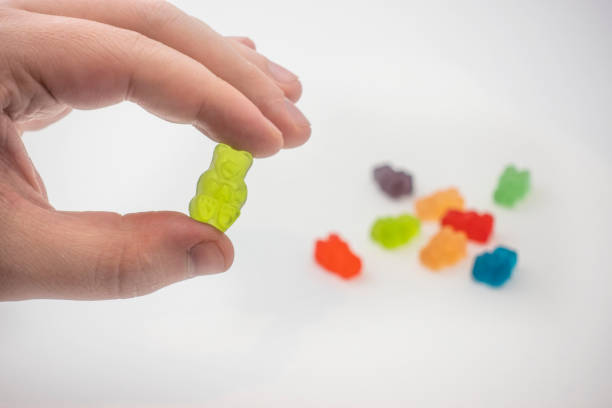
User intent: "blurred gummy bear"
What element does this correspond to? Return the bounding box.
[441,209,494,243]
[371,214,420,249]
[373,164,413,199]
[419,226,467,270]
[315,233,362,279]
[415,187,465,221]
[189,143,253,232]
[493,165,530,207]
[472,246,517,287]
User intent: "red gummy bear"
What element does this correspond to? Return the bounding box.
[441,210,494,243]
[314,234,362,279]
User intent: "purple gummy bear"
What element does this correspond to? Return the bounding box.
[373,164,413,199]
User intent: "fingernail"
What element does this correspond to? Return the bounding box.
[285,98,310,128]
[188,241,226,276]
[268,60,298,83]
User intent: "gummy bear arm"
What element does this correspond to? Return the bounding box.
[196,170,219,195]
[231,183,248,206]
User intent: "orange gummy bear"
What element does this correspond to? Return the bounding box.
[419,226,468,270]
[314,234,362,279]
[415,188,465,221]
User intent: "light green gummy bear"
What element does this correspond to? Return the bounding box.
[371,214,421,249]
[493,165,530,208]
[189,144,253,232]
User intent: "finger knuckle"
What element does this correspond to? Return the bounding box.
[259,87,285,111]
[241,59,265,80]
[137,0,183,33]
[249,52,268,69]
[122,30,152,58]
[120,31,157,101]
[240,64,285,105]
[92,221,159,299]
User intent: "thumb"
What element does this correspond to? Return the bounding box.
[0,200,233,301]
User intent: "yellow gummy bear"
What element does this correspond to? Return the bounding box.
[189,144,253,232]
[415,187,465,221]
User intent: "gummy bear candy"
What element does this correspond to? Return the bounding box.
[419,226,467,270]
[415,188,464,221]
[441,209,494,243]
[494,165,530,207]
[189,143,253,232]
[373,164,413,199]
[472,246,517,287]
[314,234,362,279]
[371,214,420,249]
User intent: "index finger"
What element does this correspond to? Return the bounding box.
[2,8,283,157]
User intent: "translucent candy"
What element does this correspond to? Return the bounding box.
[419,226,467,270]
[371,214,420,249]
[415,188,464,221]
[472,246,517,287]
[441,209,494,243]
[315,233,362,279]
[373,164,413,199]
[494,165,530,207]
[189,143,253,232]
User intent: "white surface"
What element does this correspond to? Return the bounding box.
[1,0,612,406]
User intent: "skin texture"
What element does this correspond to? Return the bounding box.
[0,0,310,301]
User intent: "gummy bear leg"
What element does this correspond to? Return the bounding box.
[189,194,219,223]
[217,204,240,232]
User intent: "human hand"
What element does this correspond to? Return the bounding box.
[0,0,310,300]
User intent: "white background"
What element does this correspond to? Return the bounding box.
[1,0,612,406]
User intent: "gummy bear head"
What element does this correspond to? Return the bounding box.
[213,144,253,181]
[503,166,530,187]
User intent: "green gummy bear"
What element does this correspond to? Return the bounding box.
[189,143,253,232]
[371,214,421,249]
[494,165,530,207]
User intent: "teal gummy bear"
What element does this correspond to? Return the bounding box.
[371,214,420,249]
[494,165,530,207]
[189,143,253,232]
[472,246,517,287]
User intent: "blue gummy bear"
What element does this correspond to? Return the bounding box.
[472,246,517,287]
